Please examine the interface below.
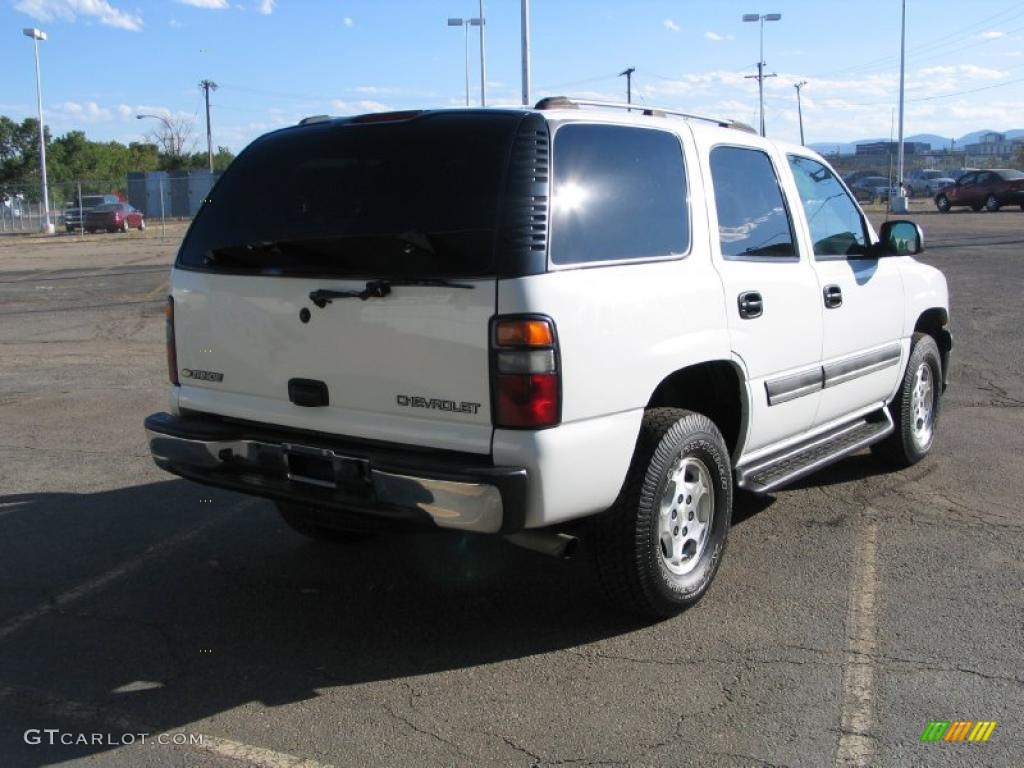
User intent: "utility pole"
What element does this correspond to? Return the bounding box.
[200,79,218,173]
[619,67,636,105]
[794,80,807,145]
[478,0,487,107]
[521,0,531,106]
[742,13,781,137]
[23,28,53,234]
[745,64,776,136]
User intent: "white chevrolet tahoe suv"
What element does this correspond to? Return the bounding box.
[146,98,951,618]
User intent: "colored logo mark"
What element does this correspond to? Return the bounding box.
[920,721,997,742]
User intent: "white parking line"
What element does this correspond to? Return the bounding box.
[0,500,253,642]
[834,516,880,768]
[0,682,335,768]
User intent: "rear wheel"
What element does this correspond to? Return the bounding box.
[935,194,950,212]
[276,501,373,544]
[985,194,1001,212]
[872,333,942,468]
[592,408,732,619]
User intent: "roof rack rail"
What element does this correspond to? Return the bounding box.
[298,114,332,126]
[533,96,756,133]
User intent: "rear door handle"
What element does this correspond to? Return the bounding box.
[737,291,763,319]
[823,284,843,309]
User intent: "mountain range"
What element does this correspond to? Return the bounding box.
[808,129,1024,156]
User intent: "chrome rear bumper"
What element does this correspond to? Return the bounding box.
[144,412,527,534]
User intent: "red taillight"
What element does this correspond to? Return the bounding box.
[165,296,179,386]
[492,317,560,429]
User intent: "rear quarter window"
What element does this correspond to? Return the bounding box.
[549,123,689,265]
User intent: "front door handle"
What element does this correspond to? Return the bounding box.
[737,290,763,319]
[823,284,843,309]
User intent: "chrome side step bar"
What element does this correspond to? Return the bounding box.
[736,410,894,494]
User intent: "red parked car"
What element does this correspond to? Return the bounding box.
[84,202,146,233]
[934,169,1024,213]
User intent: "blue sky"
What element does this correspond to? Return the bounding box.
[3,0,1023,153]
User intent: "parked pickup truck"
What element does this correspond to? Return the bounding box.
[146,98,951,618]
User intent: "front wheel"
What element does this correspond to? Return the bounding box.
[935,194,950,212]
[985,194,1001,212]
[872,333,942,468]
[592,408,732,619]
[138,218,146,230]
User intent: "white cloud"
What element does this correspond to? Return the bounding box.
[354,86,399,95]
[663,19,679,32]
[52,100,113,122]
[169,18,183,28]
[704,31,733,42]
[257,0,274,14]
[14,0,143,31]
[330,99,389,114]
[974,30,1006,40]
[918,64,1004,80]
[176,0,228,8]
[343,16,354,27]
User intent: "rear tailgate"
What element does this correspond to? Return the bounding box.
[170,110,543,455]
[173,270,495,453]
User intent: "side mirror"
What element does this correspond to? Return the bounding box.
[878,220,923,256]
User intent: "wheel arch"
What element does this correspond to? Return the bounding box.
[914,307,952,389]
[645,360,748,462]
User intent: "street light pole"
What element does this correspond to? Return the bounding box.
[521,0,531,106]
[448,17,482,106]
[742,13,781,137]
[23,28,53,234]
[893,0,909,213]
[478,0,487,107]
[794,80,807,145]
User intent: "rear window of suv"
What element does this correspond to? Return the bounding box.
[176,112,524,278]
[550,123,689,265]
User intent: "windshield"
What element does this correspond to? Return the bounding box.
[997,170,1024,180]
[177,112,523,278]
[93,204,120,212]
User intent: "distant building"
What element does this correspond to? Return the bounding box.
[855,141,930,156]
[963,132,1023,159]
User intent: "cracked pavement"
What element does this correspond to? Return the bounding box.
[0,211,1021,767]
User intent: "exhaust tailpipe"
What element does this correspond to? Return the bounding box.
[503,531,579,560]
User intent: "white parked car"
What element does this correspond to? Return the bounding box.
[146,98,952,618]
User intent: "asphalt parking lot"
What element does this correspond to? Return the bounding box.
[0,209,1021,768]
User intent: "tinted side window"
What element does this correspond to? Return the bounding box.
[550,124,688,265]
[787,155,868,258]
[959,173,976,186]
[709,147,796,259]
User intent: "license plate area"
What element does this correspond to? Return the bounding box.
[283,444,369,492]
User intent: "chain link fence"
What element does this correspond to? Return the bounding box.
[1,170,219,235]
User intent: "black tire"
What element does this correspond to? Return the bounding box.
[872,333,942,468]
[276,501,373,544]
[1019,203,1024,211]
[592,408,732,619]
[120,220,129,233]
[985,194,1001,212]
[935,194,950,213]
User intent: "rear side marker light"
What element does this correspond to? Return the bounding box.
[492,317,560,429]
[166,296,179,386]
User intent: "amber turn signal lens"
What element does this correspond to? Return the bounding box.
[495,319,554,347]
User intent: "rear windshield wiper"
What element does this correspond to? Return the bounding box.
[309,277,475,307]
